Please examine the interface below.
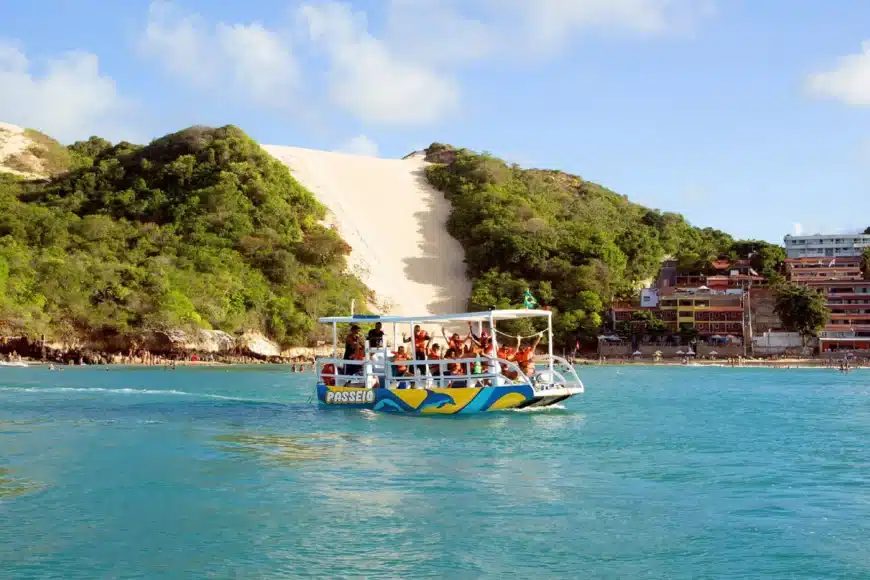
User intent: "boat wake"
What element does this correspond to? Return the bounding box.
[0,386,244,400]
[508,404,568,413]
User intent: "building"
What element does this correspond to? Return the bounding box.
[785,256,862,283]
[611,288,745,339]
[659,289,745,338]
[784,233,870,259]
[655,259,678,290]
[785,257,870,352]
[674,258,766,290]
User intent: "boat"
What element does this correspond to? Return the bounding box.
[315,309,584,414]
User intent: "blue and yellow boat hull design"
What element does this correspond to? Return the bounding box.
[316,384,574,414]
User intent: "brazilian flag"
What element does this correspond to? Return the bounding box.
[523,289,538,309]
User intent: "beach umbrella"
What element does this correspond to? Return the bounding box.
[686,350,696,356]
[654,350,662,355]
[711,335,723,339]
[675,350,685,355]
[632,350,642,356]
[709,350,718,356]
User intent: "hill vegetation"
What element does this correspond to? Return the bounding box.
[424,144,784,344]
[0,125,368,349]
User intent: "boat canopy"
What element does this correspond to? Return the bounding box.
[318,309,552,325]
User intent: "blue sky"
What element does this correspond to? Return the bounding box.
[3,1,870,244]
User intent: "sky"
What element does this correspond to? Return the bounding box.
[2,1,870,244]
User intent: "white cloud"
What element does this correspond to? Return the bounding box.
[0,40,133,143]
[483,0,713,55]
[299,2,459,126]
[216,23,299,105]
[806,41,870,105]
[139,2,215,85]
[338,135,379,157]
[138,0,711,128]
[383,0,497,64]
[140,1,299,108]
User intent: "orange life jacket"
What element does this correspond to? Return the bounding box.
[393,351,410,374]
[321,363,336,386]
[414,330,429,351]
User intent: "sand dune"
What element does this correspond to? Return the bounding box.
[262,145,470,317]
[0,122,41,178]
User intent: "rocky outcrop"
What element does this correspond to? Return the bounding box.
[281,345,335,359]
[142,329,236,353]
[238,330,281,358]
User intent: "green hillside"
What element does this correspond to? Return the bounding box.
[0,125,368,348]
[424,144,782,344]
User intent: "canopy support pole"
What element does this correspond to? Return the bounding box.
[547,312,554,375]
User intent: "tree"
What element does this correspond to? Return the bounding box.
[863,227,870,235]
[678,323,699,344]
[774,282,830,342]
[424,145,740,347]
[749,243,786,280]
[0,126,370,347]
[862,247,870,281]
[630,310,666,338]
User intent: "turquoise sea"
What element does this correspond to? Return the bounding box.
[2,365,870,579]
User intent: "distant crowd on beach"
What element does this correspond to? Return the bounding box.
[1,344,316,369]
[575,353,868,369]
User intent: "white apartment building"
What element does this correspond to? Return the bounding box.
[783,233,870,258]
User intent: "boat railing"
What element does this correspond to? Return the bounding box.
[536,354,584,391]
[316,356,533,389]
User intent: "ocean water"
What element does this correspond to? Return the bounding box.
[2,366,870,579]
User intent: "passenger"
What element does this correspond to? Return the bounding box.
[444,348,466,388]
[366,322,385,348]
[343,344,365,385]
[427,340,442,377]
[520,360,536,381]
[343,325,364,376]
[497,344,518,380]
[321,362,336,386]
[392,346,412,377]
[514,333,542,370]
[403,325,431,372]
[467,323,493,353]
[461,340,476,377]
[442,328,468,353]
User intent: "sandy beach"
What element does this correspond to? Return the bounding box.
[576,357,865,369]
